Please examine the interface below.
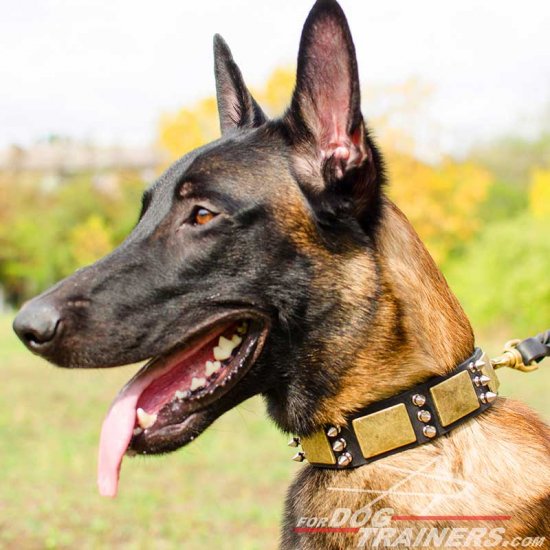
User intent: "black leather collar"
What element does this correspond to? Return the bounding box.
[290,348,500,469]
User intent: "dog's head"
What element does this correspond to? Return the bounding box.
[13,0,389,496]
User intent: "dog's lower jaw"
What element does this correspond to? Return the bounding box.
[280,399,550,550]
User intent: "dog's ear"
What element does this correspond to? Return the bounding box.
[213,34,267,135]
[286,0,379,217]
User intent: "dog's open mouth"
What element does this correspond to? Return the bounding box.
[97,315,267,497]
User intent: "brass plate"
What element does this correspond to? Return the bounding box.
[431,370,479,427]
[352,404,416,459]
[300,431,336,465]
[479,353,500,392]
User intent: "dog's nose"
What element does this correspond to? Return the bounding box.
[13,300,62,350]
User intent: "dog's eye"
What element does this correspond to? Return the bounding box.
[191,206,217,226]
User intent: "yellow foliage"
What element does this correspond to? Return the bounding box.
[387,152,492,264]
[158,97,220,165]
[254,66,296,117]
[158,67,296,165]
[529,169,550,220]
[69,215,114,268]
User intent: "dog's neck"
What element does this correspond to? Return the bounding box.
[377,199,475,371]
[313,199,475,429]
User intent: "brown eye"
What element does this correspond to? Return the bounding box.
[192,207,217,226]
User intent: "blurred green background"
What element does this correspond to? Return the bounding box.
[0,64,549,548]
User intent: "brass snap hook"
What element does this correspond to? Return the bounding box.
[491,339,539,373]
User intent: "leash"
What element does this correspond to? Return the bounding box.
[491,330,550,373]
[289,329,550,469]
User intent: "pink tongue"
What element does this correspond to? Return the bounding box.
[97,349,199,497]
[96,323,235,497]
[97,373,152,497]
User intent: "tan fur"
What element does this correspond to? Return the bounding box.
[377,200,474,371]
[286,401,550,549]
[282,199,550,549]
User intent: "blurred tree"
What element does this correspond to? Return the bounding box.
[470,132,550,189]
[158,98,220,167]
[158,67,296,166]
[446,214,550,335]
[69,215,114,267]
[0,190,71,298]
[529,168,550,220]
[0,171,145,303]
[255,67,295,117]
[364,77,436,159]
[481,180,528,224]
[386,153,492,264]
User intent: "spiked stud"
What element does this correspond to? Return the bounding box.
[468,362,479,373]
[480,391,498,404]
[337,452,353,466]
[417,410,432,423]
[288,437,300,448]
[474,375,491,387]
[475,359,487,369]
[332,438,347,452]
[326,426,340,438]
[412,394,426,407]
[292,452,306,462]
[423,425,437,438]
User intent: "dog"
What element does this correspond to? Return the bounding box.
[13,0,550,548]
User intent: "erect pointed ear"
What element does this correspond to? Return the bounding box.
[213,34,267,135]
[286,0,377,198]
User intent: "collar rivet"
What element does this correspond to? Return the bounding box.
[326,426,341,438]
[469,359,488,373]
[417,410,432,423]
[480,391,497,404]
[474,374,491,387]
[423,425,437,438]
[292,452,306,462]
[412,394,426,407]
[337,452,353,466]
[332,438,347,452]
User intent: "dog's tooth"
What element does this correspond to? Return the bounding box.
[136,408,157,429]
[213,345,232,361]
[218,335,232,347]
[133,427,143,436]
[205,360,221,377]
[213,334,242,361]
[213,347,230,361]
[231,334,242,347]
[236,321,248,335]
[175,390,190,400]
[191,377,207,391]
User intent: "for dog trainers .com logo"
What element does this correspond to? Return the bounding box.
[294,507,546,548]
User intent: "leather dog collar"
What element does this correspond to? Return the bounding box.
[289,348,500,469]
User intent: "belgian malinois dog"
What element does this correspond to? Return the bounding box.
[13,0,550,547]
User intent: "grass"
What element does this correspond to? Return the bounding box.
[1,314,549,548]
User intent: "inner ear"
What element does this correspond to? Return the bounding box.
[286,0,368,182]
[213,34,267,135]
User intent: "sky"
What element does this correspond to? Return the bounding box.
[1,0,549,155]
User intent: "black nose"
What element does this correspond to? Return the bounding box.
[13,300,62,349]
